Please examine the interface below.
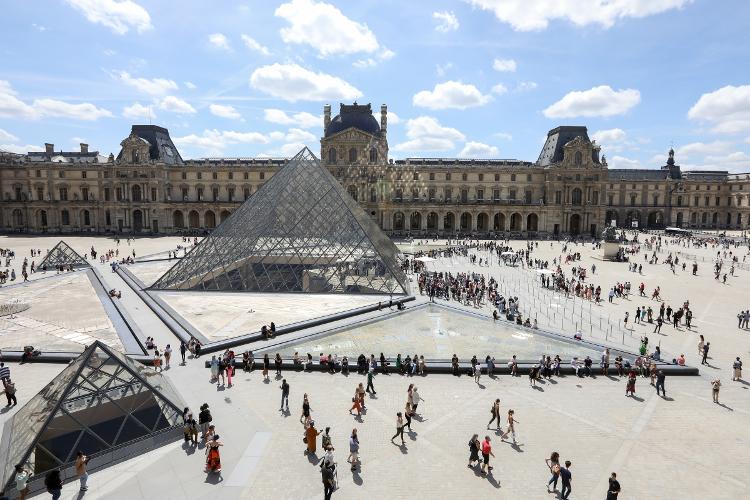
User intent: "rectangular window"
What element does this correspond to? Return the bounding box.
[182,171,187,180]
[212,172,218,180]
[607,195,613,206]
[494,174,499,181]
[477,189,484,201]
[413,172,419,180]
[510,174,516,181]
[104,188,111,201]
[151,187,157,201]
[461,189,468,202]
[478,173,484,181]
[243,172,249,180]
[116,187,123,201]
[228,188,235,201]
[593,191,599,205]
[37,187,44,200]
[445,173,451,181]
[509,189,516,200]
[705,196,710,206]
[36,170,41,178]
[429,173,435,181]
[527,174,532,181]
[524,190,532,204]
[82,171,87,179]
[59,170,65,178]
[653,194,659,206]
[15,187,22,201]
[104,170,110,178]
[213,187,219,201]
[182,187,188,200]
[395,189,402,201]
[197,171,202,180]
[260,172,265,180]
[412,188,419,201]
[197,187,204,201]
[244,187,250,200]
[462,173,467,181]
[556,191,563,204]
[715,196,720,206]
[493,189,500,201]
[444,187,452,201]
[630,195,636,206]
[228,172,233,180]
[59,188,68,201]
[677,196,683,207]
[81,187,88,200]
[428,188,435,201]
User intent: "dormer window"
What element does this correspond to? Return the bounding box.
[575,151,583,165]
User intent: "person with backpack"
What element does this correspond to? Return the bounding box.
[487,398,501,430]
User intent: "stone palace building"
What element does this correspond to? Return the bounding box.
[2,102,749,237]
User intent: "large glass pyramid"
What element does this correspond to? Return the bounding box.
[0,341,185,494]
[151,147,409,294]
[38,240,90,269]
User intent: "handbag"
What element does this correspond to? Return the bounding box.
[303,436,308,444]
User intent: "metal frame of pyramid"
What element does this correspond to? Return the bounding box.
[150,147,409,294]
[38,240,90,269]
[0,341,185,494]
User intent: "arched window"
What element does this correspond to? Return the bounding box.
[131,150,139,163]
[574,151,583,165]
[132,185,142,201]
[328,148,337,164]
[349,147,358,162]
[369,148,377,163]
[61,209,70,226]
[83,210,90,226]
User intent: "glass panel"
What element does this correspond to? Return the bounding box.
[38,240,90,269]
[151,148,408,295]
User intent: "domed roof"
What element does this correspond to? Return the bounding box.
[325,103,380,138]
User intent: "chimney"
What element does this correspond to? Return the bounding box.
[45,143,54,154]
[323,104,331,131]
[80,143,89,154]
[380,104,387,136]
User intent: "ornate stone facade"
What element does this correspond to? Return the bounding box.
[2,104,749,236]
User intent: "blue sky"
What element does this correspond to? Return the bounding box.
[1,0,749,171]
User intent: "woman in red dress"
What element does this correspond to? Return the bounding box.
[205,435,223,473]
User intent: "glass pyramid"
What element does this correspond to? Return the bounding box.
[151,147,409,294]
[0,341,185,493]
[38,240,90,269]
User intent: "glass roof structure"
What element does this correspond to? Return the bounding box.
[151,147,408,294]
[38,240,90,269]
[275,304,604,361]
[0,341,184,493]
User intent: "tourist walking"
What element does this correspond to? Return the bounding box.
[75,451,89,491]
[4,378,17,406]
[655,370,666,397]
[698,335,704,357]
[305,420,321,455]
[263,354,270,381]
[179,341,187,364]
[164,344,172,367]
[411,386,422,414]
[468,434,480,468]
[198,403,212,439]
[404,400,413,431]
[205,435,223,473]
[560,461,572,499]
[390,412,405,445]
[280,379,290,412]
[474,362,481,384]
[625,369,637,397]
[348,428,360,472]
[712,379,721,403]
[701,342,710,365]
[501,409,518,443]
[301,393,311,424]
[275,353,282,376]
[322,461,335,500]
[733,357,742,381]
[606,472,621,499]
[487,398,501,430]
[480,436,494,475]
[366,367,376,395]
[546,451,561,493]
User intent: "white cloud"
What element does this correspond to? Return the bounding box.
[174,129,270,155]
[275,0,379,56]
[354,48,395,68]
[492,58,516,72]
[465,0,691,32]
[413,81,492,110]
[516,81,538,91]
[184,81,197,90]
[394,116,465,152]
[459,141,499,157]
[491,83,508,95]
[32,23,46,32]
[209,104,242,120]
[433,11,459,32]
[208,33,231,50]
[117,71,178,95]
[250,63,361,102]
[493,132,513,140]
[0,143,43,154]
[263,108,321,128]
[610,155,643,169]
[543,85,640,118]
[122,102,155,120]
[159,96,196,114]
[677,141,733,159]
[241,34,270,55]
[592,128,626,144]
[0,129,19,142]
[0,81,112,120]
[284,128,317,143]
[279,142,308,156]
[65,0,152,34]
[702,151,750,171]
[387,111,400,125]
[688,85,750,134]
[436,62,453,77]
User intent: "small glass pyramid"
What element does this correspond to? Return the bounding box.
[0,341,185,493]
[151,147,409,294]
[38,240,90,269]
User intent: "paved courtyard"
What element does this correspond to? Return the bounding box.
[1,233,749,499]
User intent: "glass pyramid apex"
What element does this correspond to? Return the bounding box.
[38,240,90,269]
[151,147,409,295]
